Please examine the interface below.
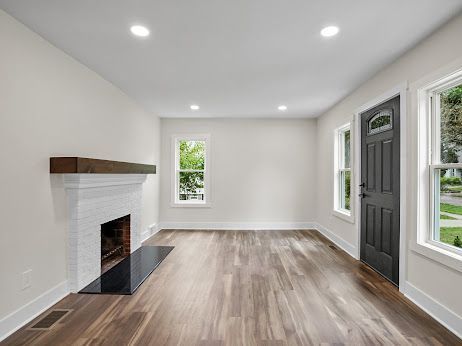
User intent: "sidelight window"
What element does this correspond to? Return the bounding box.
[334,124,352,220]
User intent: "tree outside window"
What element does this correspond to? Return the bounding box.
[173,136,209,205]
[335,124,351,216]
[435,84,462,248]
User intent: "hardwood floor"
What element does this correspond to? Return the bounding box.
[3,230,461,345]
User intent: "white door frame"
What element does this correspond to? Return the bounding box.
[354,82,408,293]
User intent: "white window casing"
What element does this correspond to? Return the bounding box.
[171,134,211,208]
[414,67,462,271]
[333,123,354,223]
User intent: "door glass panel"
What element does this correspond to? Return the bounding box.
[368,109,393,135]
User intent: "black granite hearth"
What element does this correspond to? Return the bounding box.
[79,246,174,295]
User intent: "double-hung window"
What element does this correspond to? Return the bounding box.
[172,135,210,206]
[423,73,462,252]
[334,124,352,220]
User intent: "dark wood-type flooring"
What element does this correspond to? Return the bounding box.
[3,230,461,345]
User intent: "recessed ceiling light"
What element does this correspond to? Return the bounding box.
[190,104,200,110]
[130,25,150,37]
[278,105,287,111]
[320,26,339,37]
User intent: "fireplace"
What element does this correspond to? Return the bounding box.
[101,215,131,273]
[60,174,149,292]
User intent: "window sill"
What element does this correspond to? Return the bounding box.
[332,209,354,224]
[170,202,212,208]
[410,240,462,273]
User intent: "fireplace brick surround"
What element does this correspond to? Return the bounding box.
[63,174,147,292]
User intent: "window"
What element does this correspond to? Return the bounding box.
[423,73,462,252]
[334,124,352,220]
[172,135,210,206]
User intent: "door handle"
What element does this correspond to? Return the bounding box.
[359,182,365,188]
[359,193,366,199]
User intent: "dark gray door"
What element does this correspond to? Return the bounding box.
[360,95,400,285]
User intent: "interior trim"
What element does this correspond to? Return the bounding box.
[158,221,318,231]
[0,281,69,342]
[405,282,462,339]
[354,82,408,292]
[141,223,161,243]
[313,222,358,259]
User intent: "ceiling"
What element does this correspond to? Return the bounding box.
[1,1,462,118]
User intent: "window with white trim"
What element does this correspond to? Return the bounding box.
[423,73,462,252]
[334,124,352,216]
[172,135,210,206]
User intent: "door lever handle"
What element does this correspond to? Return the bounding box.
[359,182,365,188]
[359,193,366,199]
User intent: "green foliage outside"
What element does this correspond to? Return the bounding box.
[178,141,205,199]
[438,85,462,249]
[179,172,204,199]
[440,203,462,216]
[441,176,462,187]
[440,85,462,163]
[344,130,351,168]
[370,113,391,130]
[440,227,462,248]
[440,176,462,193]
[179,140,205,170]
[345,171,351,210]
[455,236,462,248]
[343,130,351,210]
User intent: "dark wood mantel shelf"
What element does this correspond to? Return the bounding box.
[50,157,156,174]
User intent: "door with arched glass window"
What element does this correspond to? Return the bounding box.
[360,95,400,285]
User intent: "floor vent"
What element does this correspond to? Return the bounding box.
[29,309,72,330]
[329,245,337,250]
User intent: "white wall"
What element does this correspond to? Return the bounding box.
[160,118,317,225]
[0,9,160,325]
[316,12,462,324]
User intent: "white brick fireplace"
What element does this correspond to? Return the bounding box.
[63,174,147,292]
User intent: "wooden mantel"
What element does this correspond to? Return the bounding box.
[50,157,156,174]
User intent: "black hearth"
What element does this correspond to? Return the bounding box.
[79,246,174,295]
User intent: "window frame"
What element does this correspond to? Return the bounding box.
[333,123,354,223]
[417,69,462,259]
[428,78,462,255]
[171,134,211,208]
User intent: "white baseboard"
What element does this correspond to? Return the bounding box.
[158,221,358,257]
[0,280,69,342]
[158,221,318,231]
[141,223,160,242]
[404,282,462,339]
[312,222,358,259]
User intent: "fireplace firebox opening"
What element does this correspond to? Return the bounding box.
[101,215,130,273]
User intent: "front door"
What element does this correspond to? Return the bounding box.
[360,95,400,285]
